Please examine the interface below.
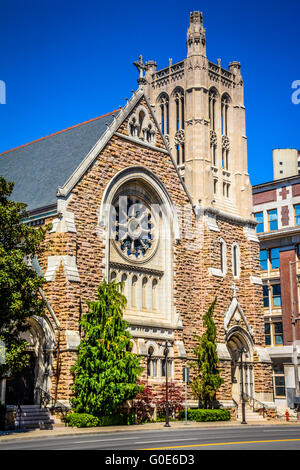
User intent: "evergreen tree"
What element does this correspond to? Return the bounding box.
[0,177,48,380]
[191,297,224,408]
[71,280,143,417]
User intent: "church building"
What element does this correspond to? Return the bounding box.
[0,12,275,417]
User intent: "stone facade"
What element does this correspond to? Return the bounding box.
[0,11,275,414]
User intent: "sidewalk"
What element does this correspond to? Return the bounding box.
[0,418,297,442]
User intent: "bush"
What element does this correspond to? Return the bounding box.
[65,412,136,428]
[65,413,99,428]
[179,408,230,422]
[99,413,136,426]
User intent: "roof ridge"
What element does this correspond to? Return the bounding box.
[0,108,121,157]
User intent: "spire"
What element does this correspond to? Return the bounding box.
[186,11,206,58]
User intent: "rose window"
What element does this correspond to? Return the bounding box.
[113,197,156,260]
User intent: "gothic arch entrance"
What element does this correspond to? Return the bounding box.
[4,316,56,405]
[226,329,254,404]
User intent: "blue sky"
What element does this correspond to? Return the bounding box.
[0,0,299,185]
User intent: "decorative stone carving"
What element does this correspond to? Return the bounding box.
[210,129,217,147]
[174,129,185,145]
[164,134,170,148]
[112,196,158,262]
[128,104,156,145]
[222,135,230,151]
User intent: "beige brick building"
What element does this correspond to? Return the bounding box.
[0,11,275,418]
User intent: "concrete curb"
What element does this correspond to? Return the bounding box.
[0,419,297,443]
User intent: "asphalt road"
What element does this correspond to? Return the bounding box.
[0,425,300,451]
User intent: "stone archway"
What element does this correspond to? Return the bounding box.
[4,316,56,405]
[226,328,254,404]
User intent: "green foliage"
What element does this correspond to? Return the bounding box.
[65,411,136,428]
[65,413,99,428]
[71,280,143,417]
[179,408,230,422]
[98,413,136,426]
[190,297,224,408]
[0,177,49,379]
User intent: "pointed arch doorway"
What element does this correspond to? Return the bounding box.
[226,330,254,404]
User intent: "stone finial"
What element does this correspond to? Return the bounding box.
[133,55,147,86]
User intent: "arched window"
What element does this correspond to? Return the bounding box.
[221,94,230,136]
[173,88,185,167]
[220,238,227,274]
[232,243,240,278]
[142,277,148,310]
[209,88,218,130]
[157,93,169,135]
[147,346,157,378]
[131,275,138,308]
[173,88,184,130]
[110,271,117,281]
[152,278,158,311]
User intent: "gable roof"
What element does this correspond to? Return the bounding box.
[0,110,119,212]
[0,87,194,216]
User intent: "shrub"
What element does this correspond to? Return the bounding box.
[99,413,136,426]
[65,412,136,428]
[179,408,230,422]
[132,381,155,424]
[155,383,184,419]
[65,413,99,428]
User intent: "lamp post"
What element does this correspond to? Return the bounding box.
[289,260,300,421]
[161,340,171,427]
[237,346,247,425]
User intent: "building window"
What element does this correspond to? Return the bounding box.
[142,277,148,310]
[232,243,240,278]
[272,284,282,307]
[273,364,286,397]
[158,93,169,135]
[152,279,158,311]
[270,248,280,270]
[265,323,271,345]
[213,179,217,194]
[263,285,269,308]
[260,249,268,271]
[265,322,284,347]
[254,212,264,233]
[220,239,227,274]
[273,322,283,345]
[268,209,278,231]
[295,204,300,226]
[131,275,138,308]
[209,88,218,130]
[147,346,158,378]
[221,94,230,136]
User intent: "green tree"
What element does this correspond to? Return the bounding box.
[0,177,48,379]
[191,297,224,409]
[71,280,143,417]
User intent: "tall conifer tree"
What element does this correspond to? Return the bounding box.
[191,297,224,408]
[71,280,143,417]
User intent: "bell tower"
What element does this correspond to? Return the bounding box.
[144,11,253,220]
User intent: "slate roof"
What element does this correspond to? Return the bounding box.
[0,110,119,212]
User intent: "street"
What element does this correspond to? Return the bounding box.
[0,425,300,451]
